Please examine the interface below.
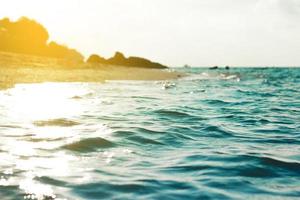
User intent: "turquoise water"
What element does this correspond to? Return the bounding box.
[0,68,299,199]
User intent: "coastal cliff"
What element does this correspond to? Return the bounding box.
[0,17,167,69]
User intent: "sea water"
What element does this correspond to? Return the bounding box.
[0,68,299,199]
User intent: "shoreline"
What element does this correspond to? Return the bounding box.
[0,52,183,90]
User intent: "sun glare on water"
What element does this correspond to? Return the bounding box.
[0,82,113,199]
[5,83,87,122]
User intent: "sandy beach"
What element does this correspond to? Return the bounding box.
[0,52,182,90]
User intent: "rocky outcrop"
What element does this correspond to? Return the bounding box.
[209,66,218,70]
[86,54,107,63]
[87,52,167,69]
[127,56,166,69]
[0,16,166,67]
[107,52,127,65]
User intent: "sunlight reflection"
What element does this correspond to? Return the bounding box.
[20,172,56,200]
[32,126,76,141]
[0,177,10,186]
[6,83,88,122]
[5,140,36,157]
[17,153,75,199]
[15,153,75,176]
[0,82,121,199]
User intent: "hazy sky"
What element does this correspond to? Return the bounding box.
[1,0,300,66]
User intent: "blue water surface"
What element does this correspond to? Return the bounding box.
[0,67,299,200]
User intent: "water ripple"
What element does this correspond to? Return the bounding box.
[62,137,115,152]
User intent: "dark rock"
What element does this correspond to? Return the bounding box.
[88,51,167,69]
[210,66,218,70]
[86,54,106,63]
[107,51,127,65]
[126,56,167,69]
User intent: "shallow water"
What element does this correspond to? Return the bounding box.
[0,67,299,200]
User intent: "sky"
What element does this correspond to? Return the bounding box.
[0,0,300,66]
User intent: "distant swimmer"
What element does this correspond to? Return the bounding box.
[225,66,230,70]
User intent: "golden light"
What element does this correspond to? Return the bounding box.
[5,83,87,122]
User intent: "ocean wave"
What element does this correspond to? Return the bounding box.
[153,109,195,118]
[181,72,241,82]
[62,137,115,152]
[125,135,165,146]
[135,127,166,135]
[33,118,80,127]
[0,68,299,199]
[220,154,300,176]
[202,125,235,138]
[72,179,202,199]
